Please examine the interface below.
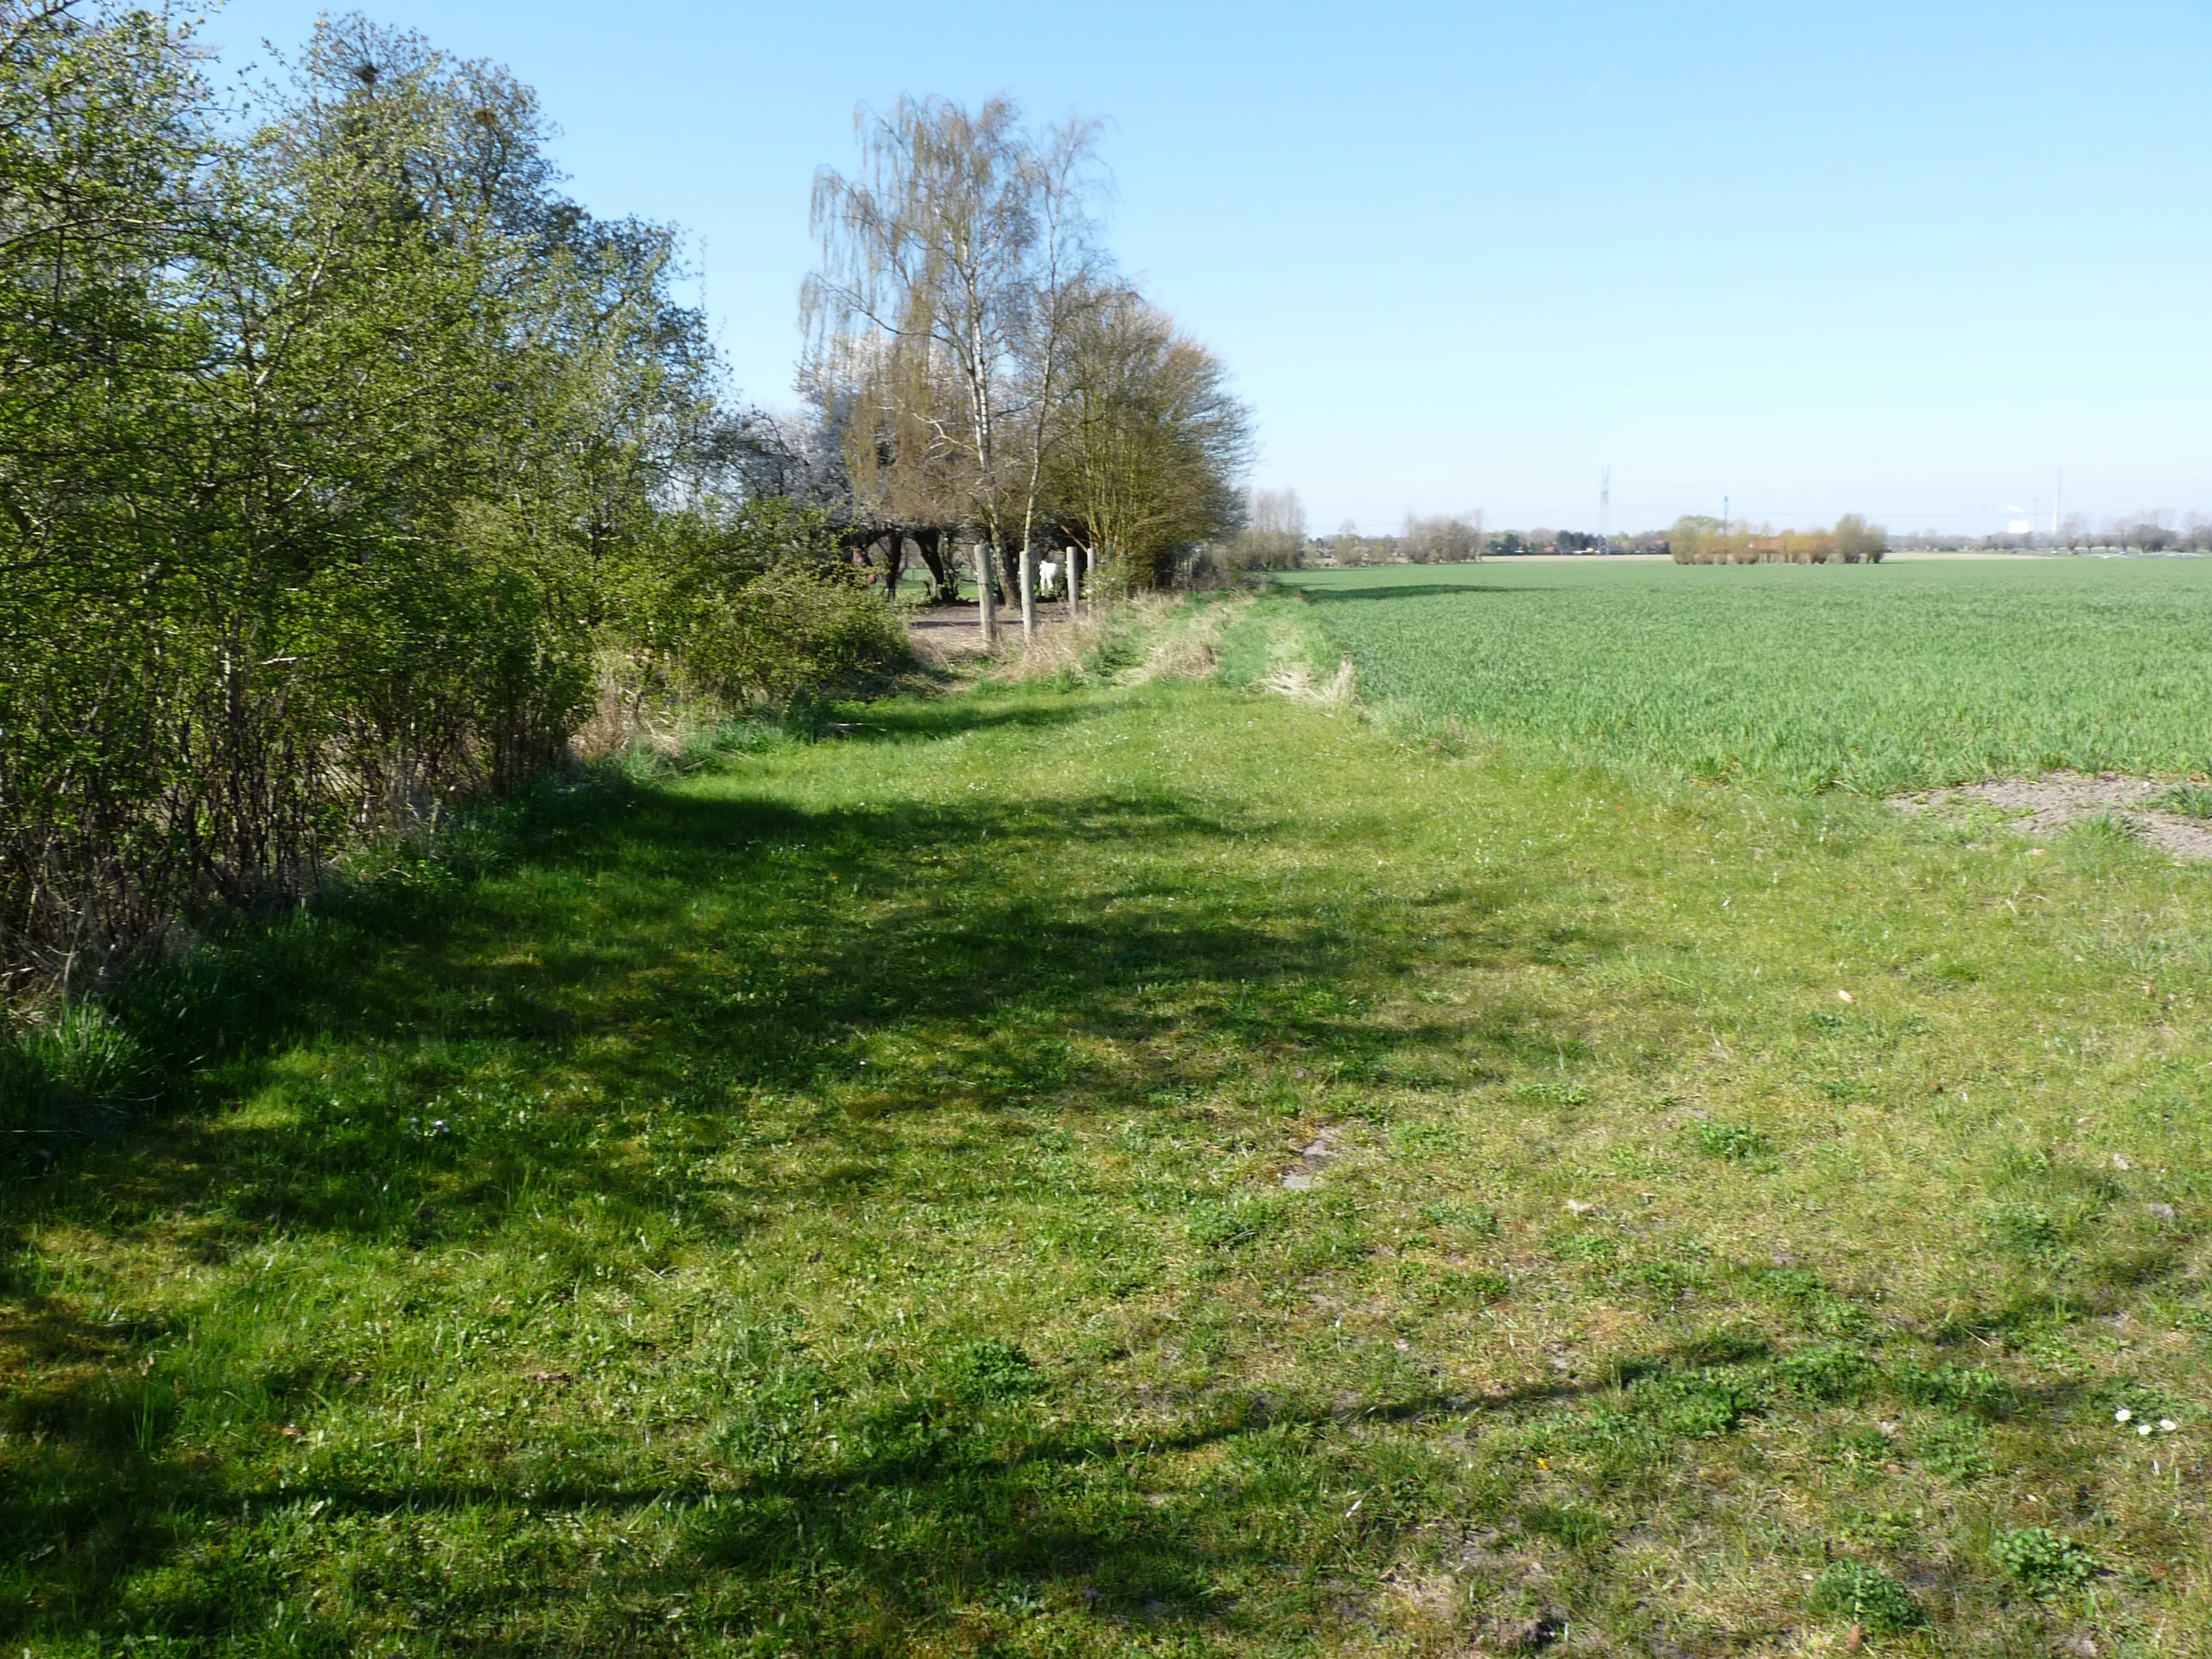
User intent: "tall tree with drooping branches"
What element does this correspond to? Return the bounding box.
[803,95,1107,631]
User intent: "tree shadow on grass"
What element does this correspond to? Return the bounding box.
[0,1353,1602,1651]
[22,776,1581,1245]
[0,716,1623,1646]
[839,691,1118,741]
[4,1319,2131,1653]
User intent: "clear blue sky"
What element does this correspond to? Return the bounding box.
[208,1,2211,536]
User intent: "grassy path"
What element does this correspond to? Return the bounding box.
[4,662,2209,1655]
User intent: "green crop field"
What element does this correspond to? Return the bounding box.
[1270,558,2212,794]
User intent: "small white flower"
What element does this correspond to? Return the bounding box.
[2138,1423,2154,1436]
[2160,1419,2179,1433]
[2115,1408,2133,1423]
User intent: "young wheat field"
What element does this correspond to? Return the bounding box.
[1272,558,2212,794]
[3,598,2209,1656]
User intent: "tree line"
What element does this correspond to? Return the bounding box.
[1897,516,2212,554]
[1262,517,1888,565]
[5,7,1252,993]
[1667,515,1888,564]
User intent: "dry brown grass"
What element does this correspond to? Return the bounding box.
[567,657,690,760]
[1124,593,1247,684]
[981,607,1124,682]
[1262,655,1357,706]
[973,592,1252,687]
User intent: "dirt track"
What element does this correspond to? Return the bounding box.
[905,603,1084,660]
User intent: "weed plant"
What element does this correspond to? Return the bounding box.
[1809,1560,1924,1634]
[2153,783,2212,819]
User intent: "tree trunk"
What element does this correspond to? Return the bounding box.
[1066,542,1081,615]
[913,527,953,603]
[1018,541,1035,640]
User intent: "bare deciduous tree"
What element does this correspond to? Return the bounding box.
[803,95,1105,638]
[1401,512,1484,563]
[1229,488,1305,569]
[1045,285,1251,589]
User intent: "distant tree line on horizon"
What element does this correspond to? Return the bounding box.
[1666,515,1888,564]
[1234,509,2212,567]
[1896,514,2212,554]
[1209,506,1891,567]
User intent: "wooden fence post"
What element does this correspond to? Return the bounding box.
[974,543,997,648]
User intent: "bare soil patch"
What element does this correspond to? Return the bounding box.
[904,603,1083,662]
[1889,770,2212,862]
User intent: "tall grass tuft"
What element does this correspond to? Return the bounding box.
[1,1000,149,1141]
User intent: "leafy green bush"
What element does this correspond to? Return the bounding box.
[684,562,911,708]
[1992,1526,2099,1595]
[1809,1561,1923,1633]
[0,7,705,987]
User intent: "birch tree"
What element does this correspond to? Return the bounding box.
[803,96,1105,635]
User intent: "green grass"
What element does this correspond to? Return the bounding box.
[2154,784,2212,820]
[4,645,2211,1655]
[1272,557,2212,793]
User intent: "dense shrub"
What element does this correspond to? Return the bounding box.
[689,563,912,706]
[0,5,901,992]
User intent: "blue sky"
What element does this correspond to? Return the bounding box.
[207,1,2211,535]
